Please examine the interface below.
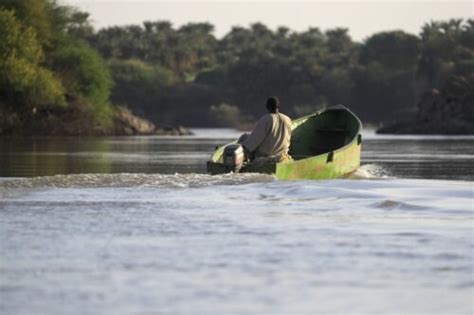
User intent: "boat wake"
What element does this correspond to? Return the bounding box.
[349,164,391,179]
[0,172,276,189]
[0,164,390,190]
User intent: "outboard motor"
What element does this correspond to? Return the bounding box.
[223,144,245,172]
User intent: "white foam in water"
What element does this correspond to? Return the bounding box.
[348,164,391,179]
[0,174,472,314]
[0,172,275,189]
[0,163,388,190]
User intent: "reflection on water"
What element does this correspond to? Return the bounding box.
[0,129,238,177]
[0,129,473,180]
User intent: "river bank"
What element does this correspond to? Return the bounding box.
[0,105,192,137]
[377,86,474,135]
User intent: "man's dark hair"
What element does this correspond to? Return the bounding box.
[266,96,279,113]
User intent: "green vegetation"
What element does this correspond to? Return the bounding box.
[0,0,472,134]
[0,0,113,134]
[108,59,172,116]
[0,9,65,110]
[51,39,113,124]
[86,18,473,127]
[208,103,242,128]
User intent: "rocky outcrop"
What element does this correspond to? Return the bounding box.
[377,77,474,135]
[114,107,158,135]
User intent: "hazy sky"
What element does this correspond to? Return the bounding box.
[61,0,473,40]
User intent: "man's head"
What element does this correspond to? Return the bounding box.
[266,96,279,113]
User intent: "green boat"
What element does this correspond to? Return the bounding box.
[207,105,363,180]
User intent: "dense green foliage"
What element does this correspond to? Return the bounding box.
[0,9,65,110]
[0,0,113,133]
[86,18,473,126]
[51,39,113,122]
[107,59,172,115]
[1,0,472,132]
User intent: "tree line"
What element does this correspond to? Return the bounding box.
[1,0,473,133]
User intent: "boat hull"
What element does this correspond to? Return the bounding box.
[207,106,362,180]
[275,135,361,180]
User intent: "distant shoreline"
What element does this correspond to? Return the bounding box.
[376,88,473,136]
[0,106,193,137]
[377,121,474,135]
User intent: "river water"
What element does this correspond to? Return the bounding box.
[0,129,473,314]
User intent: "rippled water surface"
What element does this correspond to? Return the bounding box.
[0,129,473,314]
[1,129,473,180]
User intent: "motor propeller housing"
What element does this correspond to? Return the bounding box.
[223,144,246,172]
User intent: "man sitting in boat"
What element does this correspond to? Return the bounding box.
[239,96,293,163]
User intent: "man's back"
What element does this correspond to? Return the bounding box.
[240,112,292,161]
